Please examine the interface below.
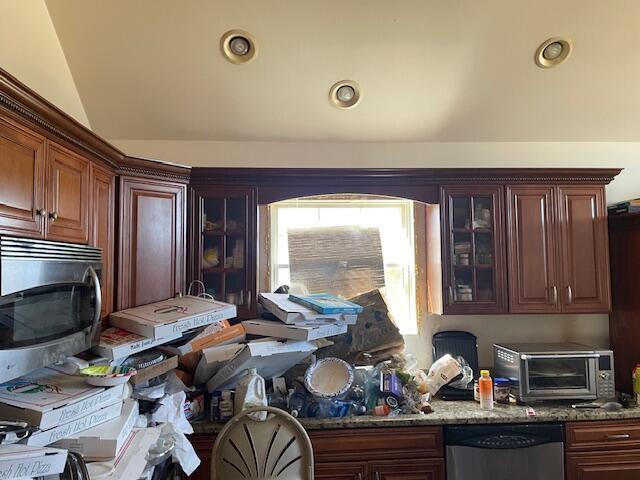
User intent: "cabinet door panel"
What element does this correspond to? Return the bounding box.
[118,177,186,310]
[315,461,367,480]
[566,450,640,480]
[0,118,45,237]
[506,186,560,313]
[440,185,507,314]
[369,459,444,480]
[89,165,115,322]
[46,142,90,243]
[558,186,611,313]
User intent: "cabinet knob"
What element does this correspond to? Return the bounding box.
[48,211,59,221]
[35,208,46,217]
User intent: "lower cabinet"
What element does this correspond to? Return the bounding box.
[566,420,640,480]
[566,451,640,480]
[188,426,445,480]
[315,461,368,480]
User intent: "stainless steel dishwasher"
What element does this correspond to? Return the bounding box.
[445,423,564,480]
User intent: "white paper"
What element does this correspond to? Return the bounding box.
[150,391,193,435]
[158,422,200,476]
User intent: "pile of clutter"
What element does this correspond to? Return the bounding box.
[0,293,236,479]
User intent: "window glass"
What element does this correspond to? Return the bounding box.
[270,196,417,334]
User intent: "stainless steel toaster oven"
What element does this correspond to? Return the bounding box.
[493,343,615,402]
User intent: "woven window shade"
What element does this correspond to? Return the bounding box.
[287,226,385,298]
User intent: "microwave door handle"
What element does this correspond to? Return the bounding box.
[86,266,102,344]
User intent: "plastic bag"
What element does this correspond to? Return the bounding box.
[448,356,474,389]
[424,354,462,395]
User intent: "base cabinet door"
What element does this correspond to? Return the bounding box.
[566,451,640,480]
[315,461,368,480]
[369,459,445,480]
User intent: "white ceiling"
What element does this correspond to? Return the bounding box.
[45,0,640,142]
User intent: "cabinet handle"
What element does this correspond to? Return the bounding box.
[448,286,454,306]
[357,474,362,480]
[247,290,252,308]
[374,472,380,480]
[606,434,631,440]
[35,208,46,217]
[567,285,574,304]
[550,285,558,305]
[48,211,59,221]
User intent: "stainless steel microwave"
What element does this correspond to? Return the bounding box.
[0,236,102,383]
[493,343,615,402]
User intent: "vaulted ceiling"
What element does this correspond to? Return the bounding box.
[46,0,640,142]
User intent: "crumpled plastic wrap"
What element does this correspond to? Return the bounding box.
[156,422,201,476]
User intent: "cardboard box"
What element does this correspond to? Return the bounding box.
[0,368,125,430]
[242,318,348,341]
[207,339,317,392]
[50,399,138,460]
[260,293,357,324]
[92,327,182,360]
[161,322,245,356]
[26,400,123,447]
[86,427,162,480]
[110,295,237,339]
[0,444,68,479]
[129,355,179,386]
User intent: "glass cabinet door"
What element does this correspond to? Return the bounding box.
[442,186,507,314]
[193,187,256,319]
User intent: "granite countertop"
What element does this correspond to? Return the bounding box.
[191,399,640,434]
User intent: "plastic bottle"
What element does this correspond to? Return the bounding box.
[479,369,494,411]
[234,368,267,421]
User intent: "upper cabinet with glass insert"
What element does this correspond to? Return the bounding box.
[440,186,508,314]
[189,186,257,320]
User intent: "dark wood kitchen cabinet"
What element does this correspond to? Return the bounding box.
[188,186,257,319]
[506,185,610,314]
[0,117,46,238]
[90,164,115,321]
[117,176,186,310]
[609,212,640,394]
[315,462,368,480]
[566,420,640,480]
[440,185,507,314]
[506,185,560,313]
[369,460,445,480]
[46,141,91,243]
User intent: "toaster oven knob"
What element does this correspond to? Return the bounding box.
[600,372,610,380]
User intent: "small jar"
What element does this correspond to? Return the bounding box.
[473,380,480,403]
[494,378,510,405]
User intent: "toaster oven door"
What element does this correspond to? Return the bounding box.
[522,354,599,400]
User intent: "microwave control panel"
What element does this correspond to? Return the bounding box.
[596,351,616,399]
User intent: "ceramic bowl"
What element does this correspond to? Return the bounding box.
[304,357,354,399]
[79,365,137,387]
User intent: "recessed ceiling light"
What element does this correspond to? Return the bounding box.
[220,30,257,64]
[329,80,361,109]
[535,37,572,68]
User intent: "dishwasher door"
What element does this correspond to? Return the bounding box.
[445,423,564,480]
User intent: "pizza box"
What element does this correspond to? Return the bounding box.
[207,339,317,392]
[0,444,68,479]
[242,318,348,341]
[109,295,236,339]
[92,327,183,361]
[26,400,123,447]
[0,368,125,430]
[50,399,138,460]
[259,293,357,324]
[160,322,245,357]
[129,355,179,386]
[86,427,162,480]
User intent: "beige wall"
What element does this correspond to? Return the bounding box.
[0,0,89,127]
[137,139,638,368]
